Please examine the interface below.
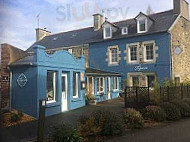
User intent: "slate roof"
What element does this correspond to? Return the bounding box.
[27,10,178,51]
[10,55,34,66]
[86,68,122,76]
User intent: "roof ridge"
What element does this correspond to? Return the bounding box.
[113,9,173,24]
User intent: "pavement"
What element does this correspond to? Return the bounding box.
[1,99,190,142]
[106,119,190,142]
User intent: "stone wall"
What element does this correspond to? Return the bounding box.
[0,44,25,110]
[171,16,190,82]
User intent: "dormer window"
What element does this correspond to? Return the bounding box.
[138,19,147,33]
[122,27,128,35]
[104,26,112,39]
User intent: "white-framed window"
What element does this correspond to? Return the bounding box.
[104,26,112,39]
[68,49,72,54]
[109,46,119,65]
[128,45,138,63]
[97,77,104,93]
[87,76,94,94]
[73,72,80,98]
[122,27,128,35]
[144,43,154,61]
[46,71,57,103]
[113,77,119,90]
[137,19,147,33]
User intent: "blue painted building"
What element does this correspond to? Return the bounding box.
[10,45,86,118]
[89,32,171,87]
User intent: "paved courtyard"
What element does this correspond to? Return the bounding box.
[1,98,125,141]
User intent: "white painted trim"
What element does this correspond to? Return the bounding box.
[127,43,139,64]
[108,46,119,65]
[103,26,112,39]
[47,71,57,104]
[122,27,128,35]
[107,77,111,99]
[137,18,148,33]
[113,77,119,91]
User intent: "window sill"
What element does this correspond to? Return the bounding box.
[108,63,119,66]
[46,102,61,108]
[71,98,83,102]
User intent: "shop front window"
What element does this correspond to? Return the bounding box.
[97,77,104,93]
[46,71,57,103]
[73,72,80,98]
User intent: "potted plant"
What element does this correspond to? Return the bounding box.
[85,94,97,105]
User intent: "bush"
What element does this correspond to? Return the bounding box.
[124,108,144,129]
[183,98,190,106]
[91,110,124,136]
[171,100,190,117]
[78,110,124,141]
[52,123,82,142]
[142,105,166,122]
[160,102,181,121]
[10,113,20,122]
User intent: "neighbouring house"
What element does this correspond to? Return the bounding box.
[10,45,86,117]
[28,0,190,88]
[0,43,25,110]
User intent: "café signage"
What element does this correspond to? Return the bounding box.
[134,64,148,72]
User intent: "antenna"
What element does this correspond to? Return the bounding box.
[36,13,40,28]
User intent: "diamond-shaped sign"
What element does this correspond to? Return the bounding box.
[17,73,28,88]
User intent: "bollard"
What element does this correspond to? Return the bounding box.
[37,99,46,142]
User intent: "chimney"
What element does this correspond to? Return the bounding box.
[173,0,189,20]
[36,28,51,41]
[93,14,105,31]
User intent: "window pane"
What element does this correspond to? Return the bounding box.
[132,76,139,87]
[97,78,104,92]
[113,77,118,90]
[110,48,118,63]
[146,44,154,60]
[139,20,146,31]
[47,71,57,102]
[105,27,111,37]
[147,75,155,88]
[73,72,79,97]
[130,46,137,61]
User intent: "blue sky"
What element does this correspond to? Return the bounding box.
[0,0,190,50]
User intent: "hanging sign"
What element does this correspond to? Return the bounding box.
[17,73,28,87]
[134,64,148,72]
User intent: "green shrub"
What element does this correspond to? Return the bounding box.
[52,123,82,142]
[171,100,190,117]
[142,105,166,122]
[78,110,124,141]
[10,113,20,122]
[124,108,144,129]
[91,110,124,136]
[160,102,181,121]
